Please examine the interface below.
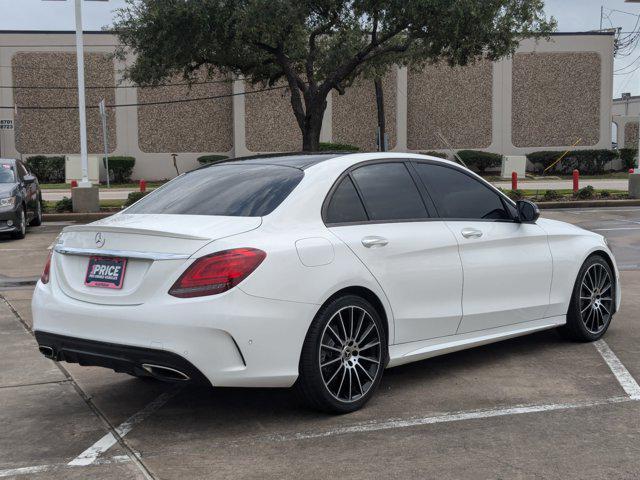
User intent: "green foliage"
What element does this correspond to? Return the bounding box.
[575,185,595,200]
[507,189,524,201]
[456,150,503,174]
[24,156,65,183]
[105,156,136,183]
[600,190,611,198]
[54,196,73,213]
[421,151,449,159]
[197,155,228,165]
[124,191,149,207]
[318,142,359,152]
[619,148,637,171]
[526,150,618,175]
[113,0,554,150]
[543,189,562,201]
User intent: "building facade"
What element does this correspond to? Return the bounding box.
[0,31,614,180]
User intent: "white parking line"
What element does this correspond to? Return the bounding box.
[68,387,180,466]
[595,340,640,399]
[269,396,634,441]
[0,456,130,478]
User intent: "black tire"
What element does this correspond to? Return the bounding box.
[11,207,26,239]
[558,254,615,342]
[30,197,43,226]
[297,295,386,414]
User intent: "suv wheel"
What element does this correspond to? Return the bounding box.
[11,207,26,239]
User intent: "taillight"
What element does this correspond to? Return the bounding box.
[169,248,266,298]
[41,250,52,284]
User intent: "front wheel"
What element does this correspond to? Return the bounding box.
[559,255,615,342]
[30,198,43,226]
[297,295,386,413]
[11,207,26,239]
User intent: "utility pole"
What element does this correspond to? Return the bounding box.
[600,5,603,30]
[74,0,90,187]
[374,78,386,152]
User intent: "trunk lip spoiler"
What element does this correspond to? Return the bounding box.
[54,245,190,261]
[61,224,210,241]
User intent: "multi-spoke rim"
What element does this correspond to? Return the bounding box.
[579,263,613,334]
[319,306,382,403]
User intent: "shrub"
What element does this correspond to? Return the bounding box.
[456,150,502,174]
[600,190,611,198]
[54,196,72,213]
[318,142,359,152]
[619,148,637,171]
[197,155,228,165]
[104,156,135,183]
[420,151,449,159]
[123,191,149,207]
[506,189,524,201]
[24,155,65,183]
[575,185,595,200]
[526,150,618,175]
[543,189,562,201]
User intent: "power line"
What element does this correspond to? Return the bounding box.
[0,85,287,110]
[0,78,234,90]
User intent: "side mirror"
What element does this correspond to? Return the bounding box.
[516,200,539,223]
[23,174,36,184]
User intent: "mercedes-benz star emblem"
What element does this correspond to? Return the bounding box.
[95,232,105,248]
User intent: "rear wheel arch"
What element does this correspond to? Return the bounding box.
[317,286,390,352]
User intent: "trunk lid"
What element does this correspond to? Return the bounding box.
[53,214,261,305]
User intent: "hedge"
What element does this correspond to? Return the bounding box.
[420,151,449,159]
[526,150,618,175]
[197,155,228,165]
[124,191,149,207]
[619,148,637,171]
[456,150,503,174]
[318,142,359,152]
[104,156,135,183]
[25,156,65,183]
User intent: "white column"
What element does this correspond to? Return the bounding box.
[74,0,90,186]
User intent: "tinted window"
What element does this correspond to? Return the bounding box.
[351,163,428,221]
[325,176,368,224]
[126,164,303,217]
[415,163,511,220]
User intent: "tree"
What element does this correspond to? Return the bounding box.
[113,0,555,151]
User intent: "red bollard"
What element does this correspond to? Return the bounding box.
[139,179,146,193]
[70,179,78,188]
[572,169,579,194]
[630,168,635,174]
[511,171,517,191]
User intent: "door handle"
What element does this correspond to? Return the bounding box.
[461,228,483,239]
[361,236,389,248]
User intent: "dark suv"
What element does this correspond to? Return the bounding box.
[0,159,43,239]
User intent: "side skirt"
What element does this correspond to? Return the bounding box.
[387,316,566,368]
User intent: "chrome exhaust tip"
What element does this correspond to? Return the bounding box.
[39,345,55,359]
[141,363,190,381]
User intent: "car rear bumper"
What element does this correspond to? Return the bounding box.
[32,279,318,388]
[35,331,211,384]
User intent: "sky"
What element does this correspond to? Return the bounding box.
[0,0,639,97]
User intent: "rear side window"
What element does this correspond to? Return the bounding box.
[126,164,303,217]
[350,163,428,222]
[325,177,368,224]
[414,163,511,220]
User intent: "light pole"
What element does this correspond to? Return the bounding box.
[74,0,90,187]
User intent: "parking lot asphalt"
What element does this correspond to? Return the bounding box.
[1,209,640,479]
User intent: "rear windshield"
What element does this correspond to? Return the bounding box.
[125,164,304,217]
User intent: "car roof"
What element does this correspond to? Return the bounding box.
[220,152,348,170]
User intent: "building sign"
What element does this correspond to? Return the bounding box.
[0,120,13,130]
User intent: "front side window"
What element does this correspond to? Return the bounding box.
[126,164,303,217]
[415,163,511,220]
[325,176,368,224]
[350,163,428,222]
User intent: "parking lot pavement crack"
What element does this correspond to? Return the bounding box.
[0,379,71,389]
[0,294,159,480]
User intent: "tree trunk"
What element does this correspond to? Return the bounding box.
[300,97,327,151]
[374,77,385,152]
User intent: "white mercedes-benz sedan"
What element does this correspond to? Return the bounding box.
[33,153,621,413]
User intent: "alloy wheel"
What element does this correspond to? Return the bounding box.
[19,210,25,235]
[579,263,613,334]
[318,306,382,403]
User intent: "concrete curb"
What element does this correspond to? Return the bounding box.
[537,199,640,209]
[43,212,114,222]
